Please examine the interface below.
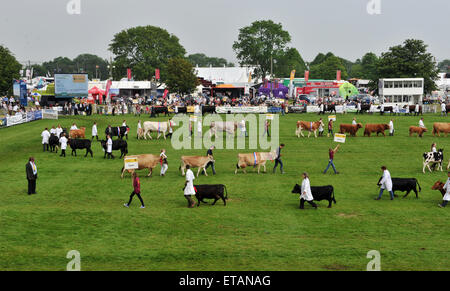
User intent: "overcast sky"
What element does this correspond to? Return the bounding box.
[1,0,449,65]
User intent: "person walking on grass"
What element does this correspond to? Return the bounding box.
[92,122,98,141]
[438,171,450,208]
[59,133,68,157]
[26,157,38,195]
[160,149,168,176]
[318,118,324,137]
[124,172,145,209]
[300,172,318,210]
[263,120,271,137]
[106,134,114,159]
[184,165,196,208]
[375,166,394,200]
[41,128,50,152]
[323,144,340,174]
[389,119,394,136]
[205,146,216,175]
[327,119,334,137]
[273,144,285,174]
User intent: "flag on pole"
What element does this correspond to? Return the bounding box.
[127,68,132,81]
[290,70,296,81]
[336,70,341,81]
[155,68,160,80]
[305,71,309,83]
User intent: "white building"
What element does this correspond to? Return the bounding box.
[378,78,424,105]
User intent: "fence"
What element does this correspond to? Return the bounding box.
[0,109,58,129]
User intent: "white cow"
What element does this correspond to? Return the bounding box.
[210,121,237,138]
[142,120,175,140]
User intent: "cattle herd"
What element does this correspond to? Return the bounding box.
[39,115,450,209]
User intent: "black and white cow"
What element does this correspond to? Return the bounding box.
[100,139,128,158]
[189,184,228,207]
[291,184,336,208]
[68,139,94,157]
[423,149,444,173]
[377,177,422,198]
[49,134,59,153]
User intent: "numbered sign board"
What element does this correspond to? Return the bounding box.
[334,133,346,143]
[266,114,274,120]
[189,115,197,122]
[124,157,139,170]
[328,115,336,121]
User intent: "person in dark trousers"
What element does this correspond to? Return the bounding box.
[273,144,285,174]
[323,144,340,174]
[204,146,216,175]
[26,157,38,195]
[124,172,145,208]
[327,119,334,137]
[438,171,450,208]
[300,172,318,209]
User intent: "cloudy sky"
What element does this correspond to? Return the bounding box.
[1,0,449,65]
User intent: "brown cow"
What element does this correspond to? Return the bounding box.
[409,126,427,137]
[296,120,324,138]
[69,127,86,139]
[431,181,446,197]
[121,154,160,178]
[364,124,390,137]
[339,123,363,137]
[432,123,450,137]
[235,151,276,174]
[180,155,215,177]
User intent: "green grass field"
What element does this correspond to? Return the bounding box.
[0,112,449,271]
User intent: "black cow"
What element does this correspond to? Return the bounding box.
[176,106,187,114]
[377,177,422,198]
[68,139,93,157]
[324,104,337,114]
[151,106,169,117]
[377,106,394,115]
[291,184,336,208]
[100,139,128,158]
[360,104,371,114]
[191,184,228,207]
[202,106,216,115]
[105,126,129,139]
[49,134,59,153]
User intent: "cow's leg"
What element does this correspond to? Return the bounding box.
[314,130,317,138]
[148,168,153,177]
[423,162,427,173]
[307,131,311,138]
[203,167,208,176]
[328,199,332,208]
[300,129,305,137]
[212,196,220,205]
[403,190,411,198]
[197,167,201,177]
[163,131,167,140]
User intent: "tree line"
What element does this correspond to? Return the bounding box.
[0,20,447,95]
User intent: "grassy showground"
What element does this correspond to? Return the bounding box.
[0,112,449,271]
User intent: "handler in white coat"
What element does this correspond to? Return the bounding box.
[389,119,394,136]
[106,135,114,159]
[376,166,394,200]
[92,122,98,141]
[184,165,196,208]
[300,172,318,209]
[41,128,50,152]
[59,133,68,157]
[439,172,450,208]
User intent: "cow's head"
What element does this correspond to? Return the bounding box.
[422,128,428,132]
[291,184,302,194]
[384,124,390,130]
[100,140,106,148]
[207,155,215,163]
[357,123,363,129]
[431,181,444,190]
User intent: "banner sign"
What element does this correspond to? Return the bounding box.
[6,113,27,126]
[288,106,306,113]
[334,133,346,143]
[328,115,336,121]
[124,157,139,170]
[306,106,320,113]
[266,114,274,120]
[0,117,7,128]
[215,106,268,114]
[55,74,88,97]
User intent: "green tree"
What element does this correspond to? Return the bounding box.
[187,53,234,67]
[309,55,348,80]
[233,20,291,79]
[438,59,450,73]
[376,39,439,93]
[0,45,22,95]
[109,25,186,81]
[165,57,198,95]
[273,48,307,78]
[42,57,76,75]
[73,54,108,80]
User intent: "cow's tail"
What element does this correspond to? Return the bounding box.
[224,185,229,200]
[236,163,240,169]
[416,179,422,192]
[332,187,337,204]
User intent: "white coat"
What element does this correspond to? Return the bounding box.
[50,128,57,135]
[56,127,63,138]
[389,121,394,133]
[70,125,78,130]
[443,178,450,201]
[301,178,314,201]
[184,169,195,195]
[380,170,393,192]
[41,130,50,144]
[441,103,446,112]
[92,125,97,136]
[59,136,68,150]
[106,138,113,153]
[419,120,425,128]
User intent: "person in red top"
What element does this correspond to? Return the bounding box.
[323,144,340,174]
[124,172,145,208]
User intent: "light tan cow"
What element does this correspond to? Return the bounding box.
[235,151,276,174]
[180,155,215,177]
[295,120,324,138]
[432,123,450,137]
[142,120,175,140]
[121,154,160,178]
